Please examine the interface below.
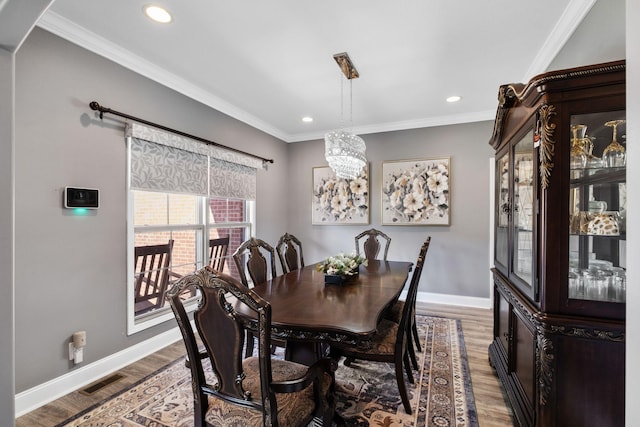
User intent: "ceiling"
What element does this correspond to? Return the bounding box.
[36,0,623,143]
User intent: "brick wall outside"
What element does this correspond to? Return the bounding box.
[134,193,247,285]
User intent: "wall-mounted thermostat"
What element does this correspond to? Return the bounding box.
[64,187,99,209]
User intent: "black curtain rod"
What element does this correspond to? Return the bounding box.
[89,101,274,164]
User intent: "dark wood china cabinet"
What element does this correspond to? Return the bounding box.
[488,60,626,427]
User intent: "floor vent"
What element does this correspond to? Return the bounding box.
[80,373,125,395]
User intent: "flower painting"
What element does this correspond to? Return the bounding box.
[312,165,369,225]
[382,158,450,225]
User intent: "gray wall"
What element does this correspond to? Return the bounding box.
[548,0,625,72]
[288,122,495,299]
[13,28,289,392]
[1,46,16,426]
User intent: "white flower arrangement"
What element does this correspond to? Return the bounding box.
[313,168,368,223]
[382,159,450,224]
[317,253,367,276]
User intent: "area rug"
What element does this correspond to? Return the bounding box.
[56,316,478,427]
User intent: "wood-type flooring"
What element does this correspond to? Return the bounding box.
[16,302,513,426]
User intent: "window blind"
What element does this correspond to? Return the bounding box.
[126,122,260,200]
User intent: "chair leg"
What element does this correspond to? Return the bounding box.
[403,352,415,384]
[395,356,413,414]
[412,317,422,352]
[408,333,419,370]
[245,331,255,358]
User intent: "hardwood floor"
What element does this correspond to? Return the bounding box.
[416,302,514,426]
[16,303,513,426]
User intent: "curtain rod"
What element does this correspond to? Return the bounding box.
[89,101,274,164]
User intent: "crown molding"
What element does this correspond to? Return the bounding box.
[523,0,597,82]
[288,109,496,143]
[36,11,290,141]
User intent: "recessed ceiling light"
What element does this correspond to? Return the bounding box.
[144,5,172,23]
[446,95,462,103]
[302,116,313,123]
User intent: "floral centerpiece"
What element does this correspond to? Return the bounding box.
[317,253,367,284]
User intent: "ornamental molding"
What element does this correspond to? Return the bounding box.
[536,334,554,406]
[494,276,539,326]
[547,325,625,342]
[537,104,556,190]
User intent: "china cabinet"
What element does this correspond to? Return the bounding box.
[488,60,625,427]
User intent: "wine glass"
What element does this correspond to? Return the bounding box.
[602,119,626,167]
[570,124,587,174]
[584,135,603,168]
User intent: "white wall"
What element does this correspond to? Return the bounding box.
[288,121,495,302]
[625,0,638,424]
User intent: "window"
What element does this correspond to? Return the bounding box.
[129,190,254,333]
[125,122,263,334]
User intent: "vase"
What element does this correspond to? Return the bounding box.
[324,272,358,285]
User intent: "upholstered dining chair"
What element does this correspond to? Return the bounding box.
[166,267,337,427]
[355,228,392,261]
[384,237,431,370]
[233,237,283,357]
[208,236,230,272]
[331,237,430,415]
[276,232,305,273]
[133,239,174,316]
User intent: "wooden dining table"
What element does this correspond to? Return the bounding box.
[235,259,413,365]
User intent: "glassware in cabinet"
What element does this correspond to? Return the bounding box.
[568,111,626,303]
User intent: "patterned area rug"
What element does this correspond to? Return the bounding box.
[56,316,478,427]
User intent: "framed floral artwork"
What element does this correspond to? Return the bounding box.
[381,157,450,225]
[312,165,369,225]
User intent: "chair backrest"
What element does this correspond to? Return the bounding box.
[134,240,174,315]
[166,267,276,426]
[276,232,305,273]
[209,236,230,272]
[355,228,392,261]
[396,237,431,344]
[232,237,278,287]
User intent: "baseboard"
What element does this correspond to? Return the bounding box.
[15,326,182,417]
[400,290,491,310]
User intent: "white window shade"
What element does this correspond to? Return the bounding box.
[130,138,208,195]
[126,122,260,199]
[209,158,256,200]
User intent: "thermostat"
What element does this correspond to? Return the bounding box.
[64,187,99,209]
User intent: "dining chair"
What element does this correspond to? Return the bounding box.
[276,232,305,273]
[133,239,174,316]
[233,237,278,287]
[233,237,283,357]
[355,228,392,261]
[384,237,431,370]
[208,236,230,272]
[166,267,337,427]
[331,237,431,415]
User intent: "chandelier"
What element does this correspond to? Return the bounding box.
[324,52,366,180]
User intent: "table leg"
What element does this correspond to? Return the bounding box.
[285,341,327,365]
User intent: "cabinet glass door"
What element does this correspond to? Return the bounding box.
[568,111,626,303]
[495,151,509,271]
[512,131,534,287]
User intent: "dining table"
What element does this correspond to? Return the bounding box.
[235,259,413,365]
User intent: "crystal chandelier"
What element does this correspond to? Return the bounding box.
[324,52,366,180]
